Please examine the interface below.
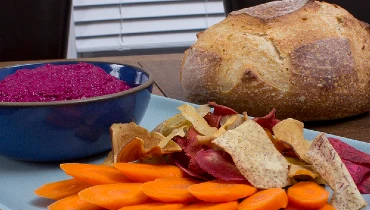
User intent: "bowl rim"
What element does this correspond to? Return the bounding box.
[0,61,154,107]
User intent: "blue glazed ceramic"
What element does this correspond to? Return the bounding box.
[0,61,154,162]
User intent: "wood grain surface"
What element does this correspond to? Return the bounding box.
[1,53,369,142]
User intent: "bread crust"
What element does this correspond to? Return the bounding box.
[180,0,370,121]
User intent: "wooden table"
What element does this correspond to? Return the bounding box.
[1,53,369,143]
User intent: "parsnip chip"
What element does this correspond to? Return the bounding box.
[153,104,211,136]
[197,114,242,144]
[110,123,182,163]
[305,133,367,210]
[158,125,187,148]
[212,118,291,189]
[288,164,319,180]
[273,118,311,162]
[178,104,217,136]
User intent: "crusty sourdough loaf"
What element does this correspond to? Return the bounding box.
[180,0,370,121]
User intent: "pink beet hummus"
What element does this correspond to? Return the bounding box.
[0,62,131,102]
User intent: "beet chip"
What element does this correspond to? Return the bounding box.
[328,137,370,165]
[328,137,370,194]
[208,102,238,116]
[253,108,280,133]
[359,174,370,194]
[342,160,370,185]
[195,149,247,181]
[204,113,222,128]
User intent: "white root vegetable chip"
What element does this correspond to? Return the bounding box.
[110,123,182,163]
[212,118,291,189]
[177,104,217,136]
[273,118,311,162]
[304,133,367,210]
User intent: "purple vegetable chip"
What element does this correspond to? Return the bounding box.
[195,149,247,181]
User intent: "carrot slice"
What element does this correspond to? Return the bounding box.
[287,181,329,209]
[318,203,335,210]
[60,163,130,185]
[181,201,238,210]
[239,188,288,210]
[48,194,105,210]
[78,183,150,209]
[114,163,186,182]
[141,177,200,203]
[34,178,91,200]
[187,179,257,202]
[118,203,186,210]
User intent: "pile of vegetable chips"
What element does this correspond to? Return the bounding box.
[109,102,369,210]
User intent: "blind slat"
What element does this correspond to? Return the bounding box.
[75,16,224,37]
[74,0,187,7]
[74,1,224,22]
[76,32,199,52]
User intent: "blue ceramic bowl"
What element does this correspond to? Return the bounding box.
[0,61,154,162]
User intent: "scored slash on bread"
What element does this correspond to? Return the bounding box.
[180,0,370,121]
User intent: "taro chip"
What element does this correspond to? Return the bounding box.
[102,151,114,166]
[212,118,290,189]
[110,123,181,163]
[178,104,217,136]
[304,133,366,209]
[273,118,311,162]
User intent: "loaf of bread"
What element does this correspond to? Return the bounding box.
[180,0,370,121]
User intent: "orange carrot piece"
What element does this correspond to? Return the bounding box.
[284,204,307,210]
[78,183,150,209]
[114,163,186,182]
[187,179,257,202]
[287,181,329,209]
[35,178,91,200]
[60,163,130,185]
[239,188,288,210]
[318,203,335,210]
[118,203,186,210]
[141,177,200,203]
[48,194,105,210]
[181,201,238,210]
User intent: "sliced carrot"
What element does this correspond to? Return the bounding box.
[287,181,329,209]
[284,204,301,210]
[187,179,257,202]
[318,203,335,210]
[78,183,150,209]
[48,194,105,210]
[114,163,186,182]
[34,178,91,200]
[141,177,200,203]
[118,203,186,210]
[239,188,288,210]
[181,201,238,210]
[60,163,130,185]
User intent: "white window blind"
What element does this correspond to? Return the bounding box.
[72,0,225,53]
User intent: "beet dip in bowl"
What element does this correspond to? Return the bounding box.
[0,61,154,162]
